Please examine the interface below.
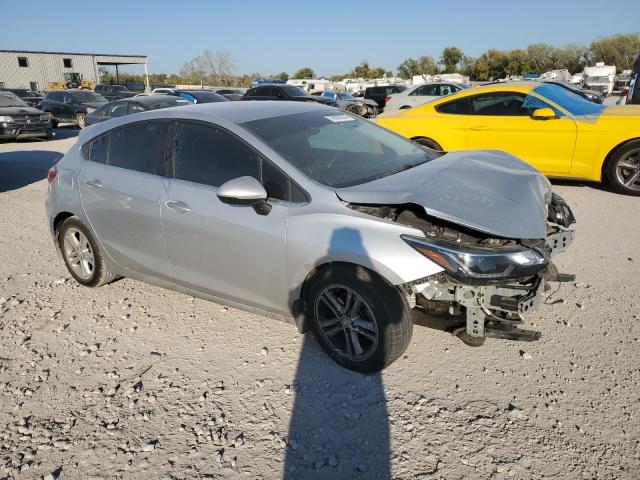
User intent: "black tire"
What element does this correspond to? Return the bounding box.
[304,264,412,373]
[47,112,58,129]
[59,217,118,287]
[345,104,360,115]
[413,137,443,151]
[76,113,86,129]
[605,140,640,196]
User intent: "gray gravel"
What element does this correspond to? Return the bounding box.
[0,129,639,479]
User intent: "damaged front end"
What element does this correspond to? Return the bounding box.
[350,193,576,344]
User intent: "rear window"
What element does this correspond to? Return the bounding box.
[436,97,471,114]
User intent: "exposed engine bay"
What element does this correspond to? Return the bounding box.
[346,193,576,344]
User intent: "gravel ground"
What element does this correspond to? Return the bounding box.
[0,129,639,480]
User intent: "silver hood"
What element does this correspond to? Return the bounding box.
[336,150,550,239]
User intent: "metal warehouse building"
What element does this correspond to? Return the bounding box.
[0,50,149,90]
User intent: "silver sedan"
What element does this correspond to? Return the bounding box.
[45,101,575,372]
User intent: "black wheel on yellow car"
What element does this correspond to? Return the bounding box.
[413,137,443,152]
[606,140,640,196]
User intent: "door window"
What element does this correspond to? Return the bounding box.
[412,84,438,96]
[83,133,109,164]
[107,102,128,117]
[172,122,259,187]
[129,103,146,114]
[469,92,528,116]
[436,97,471,114]
[107,122,168,175]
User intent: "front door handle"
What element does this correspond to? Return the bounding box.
[470,125,489,131]
[85,179,103,188]
[165,200,191,214]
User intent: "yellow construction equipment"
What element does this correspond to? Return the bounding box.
[47,73,95,91]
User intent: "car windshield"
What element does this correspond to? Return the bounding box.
[71,91,107,103]
[282,85,308,97]
[533,83,605,116]
[0,93,28,107]
[243,110,439,188]
[189,92,227,103]
[148,98,190,109]
[337,92,355,100]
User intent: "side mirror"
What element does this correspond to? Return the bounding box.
[217,176,271,215]
[531,108,557,120]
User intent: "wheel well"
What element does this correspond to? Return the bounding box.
[602,137,640,179]
[52,212,74,246]
[400,105,411,110]
[411,136,443,150]
[293,261,392,333]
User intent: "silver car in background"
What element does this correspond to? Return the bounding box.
[384,82,469,112]
[45,101,575,372]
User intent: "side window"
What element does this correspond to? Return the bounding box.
[419,85,438,96]
[522,94,562,116]
[436,97,471,114]
[62,93,73,104]
[108,122,168,175]
[173,122,259,187]
[273,88,285,99]
[261,159,290,201]
[107,103,128,117]
[84,133,109,164]
[438,84,453,96]
[129,103,145,114]
[470,92,528,116]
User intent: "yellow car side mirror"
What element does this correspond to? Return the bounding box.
[531,108,557,120]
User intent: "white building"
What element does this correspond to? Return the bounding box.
[0,50,149,91]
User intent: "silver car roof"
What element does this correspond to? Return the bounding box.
[79,100,330,143]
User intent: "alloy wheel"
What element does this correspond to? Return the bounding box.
[615,147,640,191]
[314,284,379,361]
[63,227,95,280]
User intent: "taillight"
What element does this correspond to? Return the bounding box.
[385,95,392,104]
[47,165,57,183]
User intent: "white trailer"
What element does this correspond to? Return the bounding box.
[583,62,616,96]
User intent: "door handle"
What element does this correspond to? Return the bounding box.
[165,200,191,214]
[470,125,489,131]
[85,179,103,188]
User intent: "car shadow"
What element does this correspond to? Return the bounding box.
[283,228,391,479]
[0,150,63,192]
[549,178,615,194]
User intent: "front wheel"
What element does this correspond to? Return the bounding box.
[305,265,412,373]
[606,140,640,195]
[76,113,86,129]
[47,112,58,128]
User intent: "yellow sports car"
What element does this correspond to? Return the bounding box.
[377,82,640,195]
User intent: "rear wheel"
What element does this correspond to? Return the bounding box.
[606,140,640,195]
[59,217,117,287]
[304,264,412,373]
[345,104,360,115]
[413,137,443,151]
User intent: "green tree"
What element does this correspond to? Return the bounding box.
[590,33,640,70]
[505,49,530,76]
[397,58,420,79]
[440,47,464,73]
[293,67,315,78]
[553,44,588,74]
[273,71,289,82]
[526,43,555,73]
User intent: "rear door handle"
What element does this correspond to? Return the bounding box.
[85,179,103,188]
[470,125,489,131]
[165,200,191,214]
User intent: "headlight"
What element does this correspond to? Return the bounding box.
[40,114,49,121]
[0,115,13,122]
[402,235,548,282]
[85,107,96,113]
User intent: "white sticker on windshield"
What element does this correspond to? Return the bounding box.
[324,114,355,123]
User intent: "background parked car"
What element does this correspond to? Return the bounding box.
[385,83,468,112]
[242,84,337,106]
[320,91,379,117]
[212,88,245,101]
[0,91,52,141]
[174,90,229,104]
[39,90,108,128]
[85,95,191,126]
[364,85,407,112]
[94,85,137,101]
[541,81,604,104]
[0,88,44,108]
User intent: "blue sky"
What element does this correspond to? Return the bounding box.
[2,0,639,76]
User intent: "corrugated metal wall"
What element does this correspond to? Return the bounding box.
[0,52,147,90]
